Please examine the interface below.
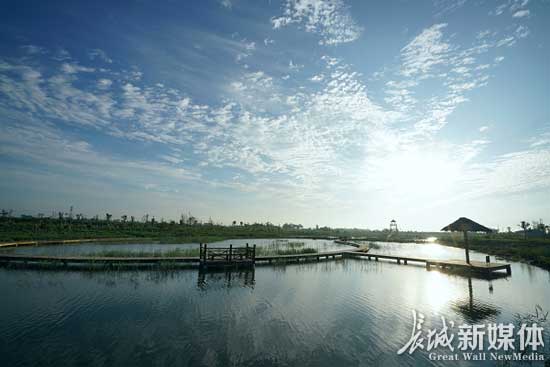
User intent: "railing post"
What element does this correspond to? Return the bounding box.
[253,244,256,261]
[246,243,249,259]
[229,244,232,262]
[203,243,207,262]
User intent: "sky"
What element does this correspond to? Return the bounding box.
[0,0,549,231]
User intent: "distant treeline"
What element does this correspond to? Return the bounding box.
[1,215,544,243]
[1,215,549,270]
[0,215,437,243]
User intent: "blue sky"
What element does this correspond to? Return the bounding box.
[0,0,549,230]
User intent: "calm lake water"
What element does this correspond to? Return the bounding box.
[2,238,353,256]
[1,240,549,366]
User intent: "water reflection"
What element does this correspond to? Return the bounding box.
[425,267,507,323]
[197,268,255,290]
[452,278,501,323]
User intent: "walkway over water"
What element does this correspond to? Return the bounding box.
[0,242,511,275]
[346,251,512,275]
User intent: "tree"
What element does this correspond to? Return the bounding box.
[121,215,128,222]
[106,213,112,222]
[519,221,530,240]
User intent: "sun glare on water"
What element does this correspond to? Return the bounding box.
[423,271,457,312]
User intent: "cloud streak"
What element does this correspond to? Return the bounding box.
[272,0,362,45]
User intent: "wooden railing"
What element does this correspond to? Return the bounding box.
[199,243,256,263]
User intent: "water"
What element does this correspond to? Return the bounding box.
[2,238,353,256]
[1,241,549,366]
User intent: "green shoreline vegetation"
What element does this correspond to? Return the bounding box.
[78,242,318,258]
[1,217,549,270]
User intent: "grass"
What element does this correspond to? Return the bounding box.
[79,242,318,258]
[274,248,317,256]
[263,240,318,256]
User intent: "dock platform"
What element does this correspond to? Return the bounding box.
[0,244,511,276]
[346,251,512,275]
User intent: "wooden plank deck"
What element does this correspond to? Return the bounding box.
[0,253,199,264]
[346,251,512,275]
[0,250,354,267]
[0,248,511,275]
[0,238,152,248]
[256,250,350,263]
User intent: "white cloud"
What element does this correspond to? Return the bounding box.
[288,60,303,70]
[20,45,45,55]
[219,0,232,9]
[433,0,467,17]
[310,74,324,82]
[491,0,531,18]
[271,0,363,45]
[97,78,113,89]
[61,62,95,74]
[479,126,489,133]
[88,49,113,63]
[513,9,530,18]
[400,24,450,78]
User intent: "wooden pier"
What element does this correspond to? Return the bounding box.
[199,243,256,269]
[0,253,198,266]
[256,250,349,264]
[0,243,511,276]
[346,251,512,275]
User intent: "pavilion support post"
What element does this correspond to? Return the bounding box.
[463,230,470,264]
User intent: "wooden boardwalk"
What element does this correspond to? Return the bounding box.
[0,249,354,268]
[0,246,511,275]
[256,250,350,263]
[0,238,151,248]
[0,253,198,265]
[346,251,512,275]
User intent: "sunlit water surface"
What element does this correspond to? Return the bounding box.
[1,241,549,366]
[2,238,351,256]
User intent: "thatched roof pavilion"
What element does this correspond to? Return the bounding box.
[441,217,493,233]
[441,217,493,264]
